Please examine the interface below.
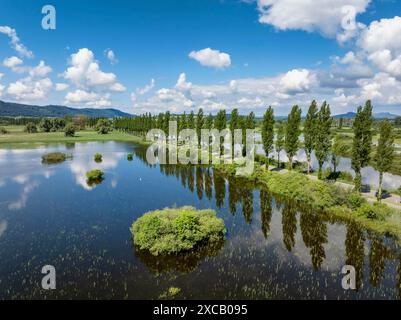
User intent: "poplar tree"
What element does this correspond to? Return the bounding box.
[181,112,187,129]
[275,122,285,168]
[304,100,318,174]
[196,108,204,146]
[229,108,240,158]
[315,102,332,179]
[261,106,275,167]
[374,120,394,202]
[188,111,195,130]
[352,100,373,192]
[285,105,302,170]
[214,110,227,155]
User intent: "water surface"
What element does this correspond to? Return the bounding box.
[0,142,400,299]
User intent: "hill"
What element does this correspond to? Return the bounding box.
[0,100,132,118]
[333,111,399,119]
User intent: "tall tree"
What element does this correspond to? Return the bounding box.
[181,112,188,130]
[188,111,196,130]
[352,100,373,192]
[315,102,332,179]
[196,108,204,146]
[275,122,285,168]
[242,112,256,156]
[303,100,318,174]
[331,134,346,174]
[285,105,302,170]
[261,106,275,168]
[374,120,395,202]
[214,110,227,155]
[229,108,240,158]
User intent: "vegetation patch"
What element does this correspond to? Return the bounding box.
[86,169,105,186]
[94,153,103,162]
[42,152,70,164]
[0,127,8,134]
[131,206,226,256]
[127,153,133,161]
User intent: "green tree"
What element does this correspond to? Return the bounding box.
[285,106,302,170]
[214,110,227,155]
[64,123,76,137]
[229,108,240,158]
[331,134,346,174]
[275,122,285,168]
[181,112,188,130]
[374,120,395,202]
[261,106,275,168]
[352,100,373,192]
[96,119,112,134]
[315,102,332,179]
[24,122,38,133]
[188,111,195,130]
[39,118,53,132]
[196,108,204,146]
[303,100,318,174]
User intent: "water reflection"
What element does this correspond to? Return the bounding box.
[132,146,401,297]
[0,142,401,299]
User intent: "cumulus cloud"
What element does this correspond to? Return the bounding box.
[6,77,52,101]
[189,48,231,69]
[0,25,33,58]
[136,78,155,95]
[280,69,315,93]
[55,83,69,91]
[256,0,370,43]
[63,48,122,89]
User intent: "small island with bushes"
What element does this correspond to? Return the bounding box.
[41,152,71,164]
[86,169,105,186]
[131,206,226,256]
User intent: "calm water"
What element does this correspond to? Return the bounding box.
[0,141,400,299]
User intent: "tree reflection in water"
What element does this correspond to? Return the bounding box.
[132,147,401,296]
[133,240,225,275]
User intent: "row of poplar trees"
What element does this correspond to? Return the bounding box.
[260,100,395,201]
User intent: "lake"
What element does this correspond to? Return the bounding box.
[0,141,400,299]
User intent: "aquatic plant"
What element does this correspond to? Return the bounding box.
[94,153,103,162]
[86,169,105,186]
[42,152,70,164]
[127,153,133,161]
[131,206,226,256]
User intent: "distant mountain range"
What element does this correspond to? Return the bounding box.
[333,111,400,119]
[0,100,132,118]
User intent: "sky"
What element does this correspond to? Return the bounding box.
[1,0,401,116]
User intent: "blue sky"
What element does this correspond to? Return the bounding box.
[1,0,401,115]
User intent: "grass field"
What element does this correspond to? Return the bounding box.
[0,125,149,149]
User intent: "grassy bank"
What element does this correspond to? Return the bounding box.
[215,163,401,239]
[0,125,150,149]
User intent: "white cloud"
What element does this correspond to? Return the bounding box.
[29,60,52,78]
[136,78,155,95]
[256,0,370,43]
[0,25,33,58]
[55,83,69,91]
[110,82,126,92]
[280,69,315,93]
[64,89,112,108]
[63,48,119,89]
[7,77,52,101]
[189,48,231,69]
[104,49,118,65]
[3,56,23,69]
[175,73,192,91]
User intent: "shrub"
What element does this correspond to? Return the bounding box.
[127,153,133,161]
[86,169,104,185]
[64,123,76,137]
[131,206,226,255]
[0,127,8,134]
[346,193,366,209]
[24,122,38,133]
[41,152,69,164]
[95,119,112,134]
[39,118,53,132]
[94,153,102,162]
[338,171,354,182]
[356,203,389,221]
